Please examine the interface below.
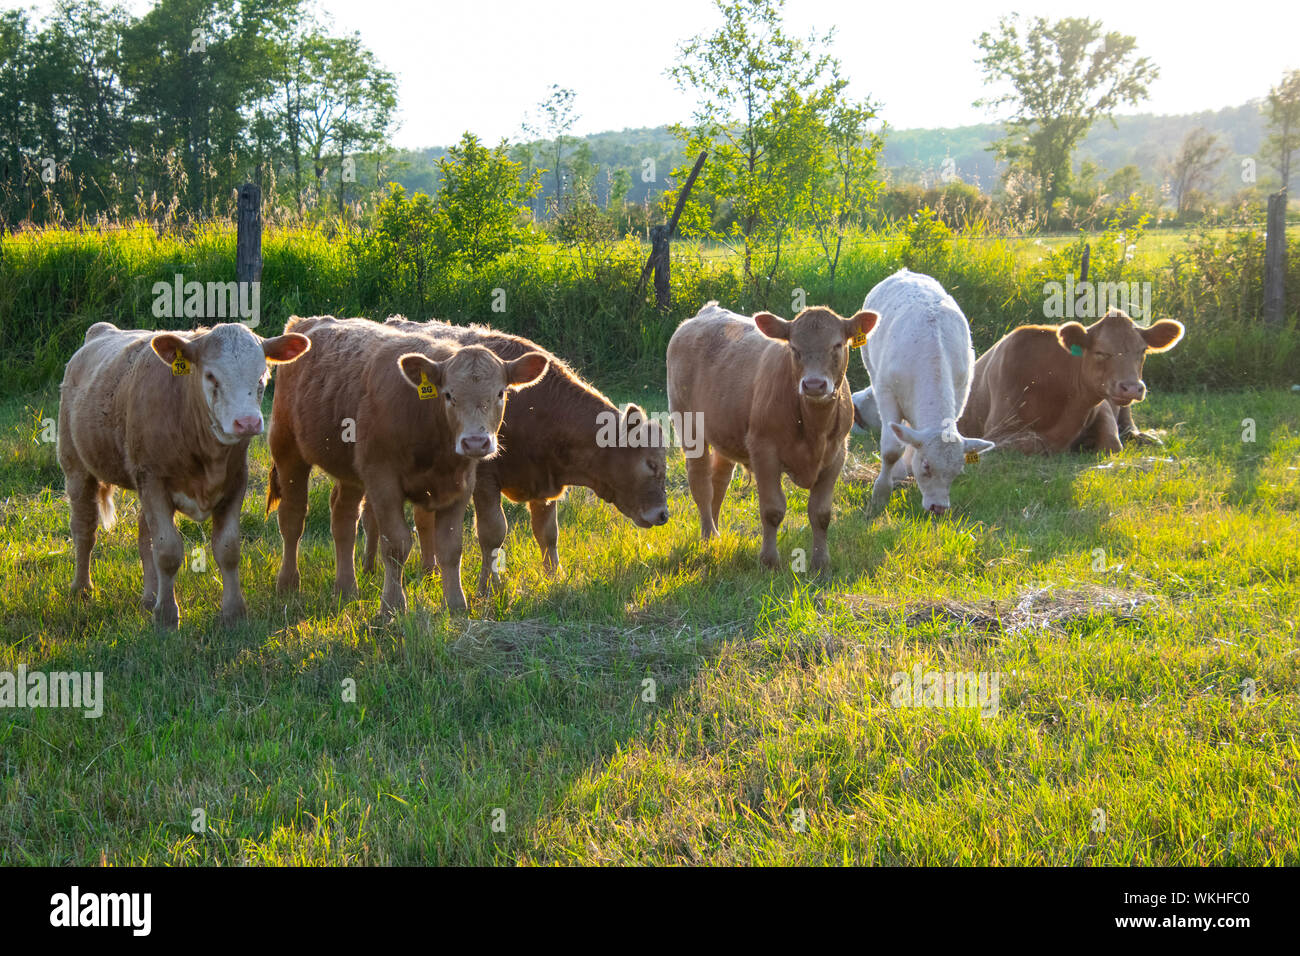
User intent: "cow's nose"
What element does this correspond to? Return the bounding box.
[459,434,493,457]
[233,415,263,436]
[928,503,948,516]
[647,507,669,526]
[1116,380,1146,402]
[800,377,831,396]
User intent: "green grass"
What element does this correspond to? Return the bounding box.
[1,385,1297,865]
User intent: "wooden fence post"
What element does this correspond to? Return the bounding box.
[634,150,707,311]
[236,182,263,286]
[1263,189,1287,327]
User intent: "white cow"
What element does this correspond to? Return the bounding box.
[851,269,994,514]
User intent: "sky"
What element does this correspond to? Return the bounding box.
[8,0,1299,148]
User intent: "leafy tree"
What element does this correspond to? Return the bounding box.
[667,0,847,293]
[522,85,580,215]
[1264,69,1300,191]
[1167,127,1228,218]
[975,15,1157,226]
[432,132,539,269]
[809,97,882,292]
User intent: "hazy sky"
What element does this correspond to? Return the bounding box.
[9,0,1299,148]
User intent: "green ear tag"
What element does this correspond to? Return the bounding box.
[1069,344,1083,357]
[418,371,437,400]
[965,450,979,465]
[171,356,191,375]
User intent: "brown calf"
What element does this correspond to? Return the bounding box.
[266,316,547,615]
[357,317,669,593]
[666,301,878,571]
[958,309,1185,453]
[57,321,310,627]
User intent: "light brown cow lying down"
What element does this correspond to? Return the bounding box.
[266,316,547,615]
[358,317,670,594]
[58,321,310,627]
[667,301,878,572]
[957,309,1184,454]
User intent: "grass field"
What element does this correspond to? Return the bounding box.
[1,383,1297,865]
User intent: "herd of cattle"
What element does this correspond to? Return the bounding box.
[56,268,1185,627]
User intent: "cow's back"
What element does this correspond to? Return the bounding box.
[668,303,774,458]
[959,325,1068,439]
[864,270,973,419]
[60,323,168,488]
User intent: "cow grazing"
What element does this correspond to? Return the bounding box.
[266,316,547,615]
[57,321,310,628]
[852,269,995,515]
[358,317,669,594]
[957,309,1185,454]
[666,301,878,571]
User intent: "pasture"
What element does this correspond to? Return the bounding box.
[1,383,1297,865]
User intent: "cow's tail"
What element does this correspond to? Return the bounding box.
[266,465,282,515]
[95,482,116,531]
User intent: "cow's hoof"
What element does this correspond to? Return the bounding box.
[759,550,781,570]
[276,573,300,594]
[70,585,93,604]
[153,605,179,629]
[1125,430,1163,447]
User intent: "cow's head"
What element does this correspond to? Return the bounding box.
[1057,310,1184,406]
[888,421,995,515]
[151,323,310,444]
[398,344,547,458]
[755,306,879,402]
[605,405,670,528]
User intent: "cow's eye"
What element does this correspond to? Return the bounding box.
[205,372,217,387]
[443,391,454,404]
[497,389,505,400]
[791,348,802,361]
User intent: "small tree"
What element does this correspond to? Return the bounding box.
[1264,69,1300,191]
[433,132,539,270]
[975,15,1157,226]
[1167,127,1228,219]
[809,97,883,293]
[522,85,579,216]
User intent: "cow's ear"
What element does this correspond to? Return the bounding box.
[1057,322,1089,354]
[754,312,790,341]
[150,333,195,367]
[844,309,878,341]
[962,437,996,458]
[624,404,646,428]
[1142,319,1185,353]
[398,352,443,392]
[506,351,548,389]
[262,332,311,365]
[889,421,924,449]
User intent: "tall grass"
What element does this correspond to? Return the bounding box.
[2,221,1297,396]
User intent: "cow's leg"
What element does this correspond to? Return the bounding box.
[329,481,365,599]
[413,505,439,577]
[365,480,413,617]
[1115,401,1161,446]
[807,446,845,574]
[709,454,735,529]
[138,508,157,611]
[273,457,312,594]
[430,498,470,614]
[751,449,786,570]
[359,499,379,575]
[872,389,904,509]
[528,500,559,578]
[140,480,183,629]
[685,440,717,539]
[1070,403,1122,454]
[66,470,100,601]
[212,479,249,624]
[471,476,507,594]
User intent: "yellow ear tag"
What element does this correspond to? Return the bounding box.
[965,451,979,464]
[848,331,869,349]
[418,371,437,400]
[171,355,191,376]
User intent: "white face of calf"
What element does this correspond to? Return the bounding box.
[890,421,995,515]
[398,345,548,458]
[151,324,311,444]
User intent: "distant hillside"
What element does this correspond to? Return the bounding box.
[384,101,1289,205]
[884,101,1283,196]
